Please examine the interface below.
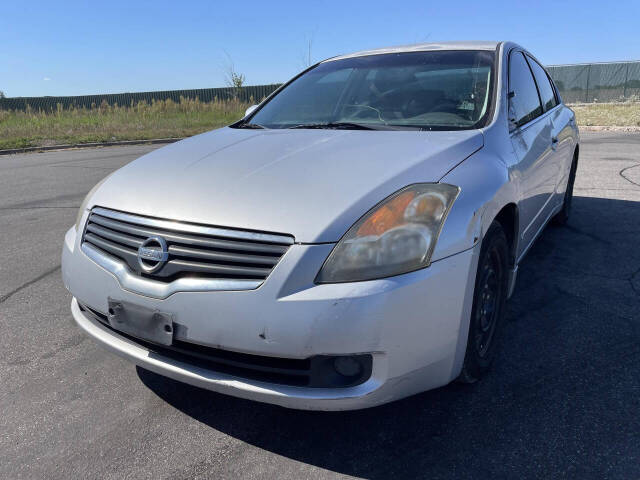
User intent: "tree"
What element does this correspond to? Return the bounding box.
[223,51,245,97]
[0,91,5,98]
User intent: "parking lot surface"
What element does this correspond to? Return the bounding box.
[1,132,639,479]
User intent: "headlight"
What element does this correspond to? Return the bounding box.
[75,173,113,230]
[316,183,460,283]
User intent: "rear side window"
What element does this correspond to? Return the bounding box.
[526,56,558,111]
[508,52,542,128]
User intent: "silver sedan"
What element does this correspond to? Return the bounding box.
[62,41,579,410]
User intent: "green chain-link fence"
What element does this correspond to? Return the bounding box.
[1,60,639,111]
[0,84,282,112]
[547,61,640,103]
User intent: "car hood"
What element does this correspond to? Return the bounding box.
[89,127,483,243]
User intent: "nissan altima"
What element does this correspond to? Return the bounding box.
[61,41,579,410]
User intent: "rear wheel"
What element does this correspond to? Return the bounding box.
[553,153,578,226]
[458,221,509,383]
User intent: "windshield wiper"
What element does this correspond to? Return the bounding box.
[287,122,376,130]
[236,122,266,129]
[386,124,469,131]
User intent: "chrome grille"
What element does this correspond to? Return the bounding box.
[81,207,293,284]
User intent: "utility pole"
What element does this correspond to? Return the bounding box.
[623,62,630,99]
[585,64,591,103]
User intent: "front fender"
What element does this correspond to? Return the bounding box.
[433,150,516,262]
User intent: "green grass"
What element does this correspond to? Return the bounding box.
[1,98,639,150]
[0,97,248,150]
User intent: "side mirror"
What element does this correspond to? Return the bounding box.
[245,105,258,117]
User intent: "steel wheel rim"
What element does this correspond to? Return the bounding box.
[474,246,504,358]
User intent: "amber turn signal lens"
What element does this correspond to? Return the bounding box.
[357,191,415,236]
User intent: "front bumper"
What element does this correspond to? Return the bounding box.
[63,225,479,410]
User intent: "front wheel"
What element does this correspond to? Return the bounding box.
[458,221,509,383]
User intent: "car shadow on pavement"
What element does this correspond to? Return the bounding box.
[138,196,640,479]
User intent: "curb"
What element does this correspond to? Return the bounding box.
[0,138,183,156]
[580,126,640,132]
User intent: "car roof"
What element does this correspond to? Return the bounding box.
[324,41,502,62]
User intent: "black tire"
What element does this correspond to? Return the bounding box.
[458,221,509,383]
[553,153,578,226]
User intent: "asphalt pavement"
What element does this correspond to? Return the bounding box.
[1,133,639,479]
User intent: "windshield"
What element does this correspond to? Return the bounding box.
[243,50,496,131]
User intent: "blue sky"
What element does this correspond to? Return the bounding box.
[1,0,638,97]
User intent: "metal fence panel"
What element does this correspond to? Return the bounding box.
[547,64,590,103]
[625,62,640,100]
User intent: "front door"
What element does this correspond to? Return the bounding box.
[507,50,557,257]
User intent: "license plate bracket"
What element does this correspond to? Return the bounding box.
[107,298,174,346]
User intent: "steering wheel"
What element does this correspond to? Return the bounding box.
[342,104,387,124]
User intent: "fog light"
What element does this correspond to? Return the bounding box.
[333,356,362,377]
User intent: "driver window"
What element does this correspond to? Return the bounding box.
[508,52,543,128]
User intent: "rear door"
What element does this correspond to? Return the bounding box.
[508,50,554,256]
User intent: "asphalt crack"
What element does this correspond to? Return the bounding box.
[619,163,640,188]
[50,166,115,170]
[0,206,78,211]
[630,265,640,297]
[0,265,61,304]
[564,225,612,245]
[1,192,83,210]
